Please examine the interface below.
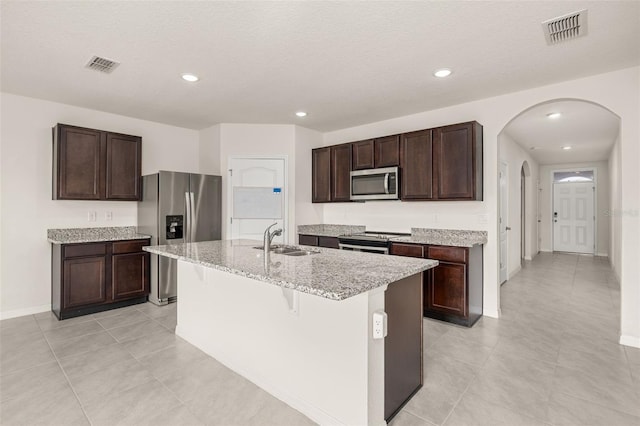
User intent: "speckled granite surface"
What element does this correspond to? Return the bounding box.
[47,227,151,244]
[144,239,436,301]
[297,224,366,237]
[391,228,488,247]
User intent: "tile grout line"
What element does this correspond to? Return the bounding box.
[37,313,95,426]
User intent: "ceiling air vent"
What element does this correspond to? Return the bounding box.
[85,56,120,73]
[542,9,588,45]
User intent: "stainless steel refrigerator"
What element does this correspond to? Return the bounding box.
[138,171,222,305]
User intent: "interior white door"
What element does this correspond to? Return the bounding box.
[553,182,594,254]
[229,158,287,244]
[499,162,508,284]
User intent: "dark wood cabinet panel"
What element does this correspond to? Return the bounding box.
[52,239,150,320]
[375,135,400,168]
[298,234,319,246]
[331,144,352,202]
[63,256,107,309]
[391,242,482,327]
[312,147,331,203]
[53,124,142,201]
[401,130,433,200]
[352,140,374,170]
[384,273,423,422]
[433,122,482,200]
[105,133,141,200]
[112,252,149,300]
[427,245,466,263]
[54,125,103,200]
[389,243,424,258]
[318,236,339,249]
[427,262,467,317]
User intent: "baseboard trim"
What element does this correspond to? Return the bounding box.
[0,304,51,320]
[483,308,501,319]
[596,252,608,257]
[619,335,640,349]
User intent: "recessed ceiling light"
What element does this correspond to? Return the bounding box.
[295,111,307,117]
[562,146,572,150]
[181,73,199,82]
[433,68,452,78]
[546,112,561,119]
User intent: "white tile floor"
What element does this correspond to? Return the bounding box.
[1,252,639,425]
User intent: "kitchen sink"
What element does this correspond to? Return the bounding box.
[253,245,319,256]
[282,250,319,256]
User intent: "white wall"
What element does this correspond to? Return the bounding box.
[0,93,199,319]
[321,66,640,345]
[608,134,622,282]
[198,124,221,175]
[499,132,540,277]
[218,124,297,242]
[539,161,609,256]
[294,126,324,229]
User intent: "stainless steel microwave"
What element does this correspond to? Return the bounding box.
[350,167,399,201]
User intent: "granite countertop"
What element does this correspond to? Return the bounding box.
[47,226,151,244]
[391,228,488,247]
[297,224,365,238]
[144,239,437,301]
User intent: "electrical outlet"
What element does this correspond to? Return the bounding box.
[87,211,97,222]
[372,310,387,339]
[105,211,113,221]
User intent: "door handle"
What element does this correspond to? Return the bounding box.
[383,173,389,194]
[185,192,191,243]
[506,227,511,231]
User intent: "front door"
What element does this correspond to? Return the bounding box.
[228,158,287,243]
[553,182,595,254]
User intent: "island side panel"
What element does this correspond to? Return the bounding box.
[175,260,386,426]
[384,273,423,421]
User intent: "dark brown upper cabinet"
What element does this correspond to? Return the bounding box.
[312,147,331,202]
[331,144,352,202]
[312,144,352,203]
[401,122,482,201]
[352,140,374,170]
[374,135,400,168]
[53,124,142,201]
[401,129,433,200]
[352,135,400,170]
[433,122,482,200]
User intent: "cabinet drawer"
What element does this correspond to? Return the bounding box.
[63,243,107,258]
[112,239,149,254]
[299,234,319,246]
[390,243,424,258]
[318,236,339,249]
[427,246,467,263]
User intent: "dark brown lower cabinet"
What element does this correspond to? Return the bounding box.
[52,239,150,319]
[297,234,339,249]
[390,242,483,327]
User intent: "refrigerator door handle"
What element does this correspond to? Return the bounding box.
[189,192,196,242]
[185,192,192,243]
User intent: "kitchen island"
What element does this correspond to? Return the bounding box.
[144,239,437,425]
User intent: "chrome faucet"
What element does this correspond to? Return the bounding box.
[263,222,283,254]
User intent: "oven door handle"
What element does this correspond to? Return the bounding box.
[339,243,389,254]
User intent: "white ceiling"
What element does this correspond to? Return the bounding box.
[1,1,639,132]
[502,100,620,164]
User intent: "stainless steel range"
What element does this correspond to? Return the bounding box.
[337,231,409,254]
